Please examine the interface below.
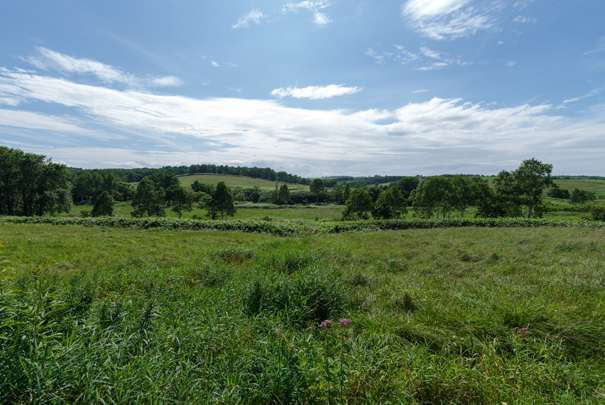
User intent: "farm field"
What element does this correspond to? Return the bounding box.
[177,174,308,190]
[1,223,605,403]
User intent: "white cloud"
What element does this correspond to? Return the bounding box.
[271,84,362,99]
[284,1,332,26]
[506,61,517,67]
[23,47,184,89]
[225,62,239,67]
[562,87,603,104]
[232,9,265,29]
[211,61,220,67]
[412,89,429,94]
[420,46,442,59]
[1,65,604,176]
[498,41,504,45]
[513,15,536,23]
[313,12,332,25]
[402,0,495,40]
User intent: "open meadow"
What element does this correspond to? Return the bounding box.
[177,174,309,190]
[1,222,604,404]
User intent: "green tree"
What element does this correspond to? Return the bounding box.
[411,176,451,219]
[273,184,291,205]
[368,186,382,203]
[512,158,555,218]
[91,191,114,217]
[395,176,420,199]
[131,177,165,217]
[372,187,407,219]
[343,183,351,202]
[570,188,596,205]
[166,184,193,219]
[342,188,373,220]
[203,181,236,219]
[310,178,325,204]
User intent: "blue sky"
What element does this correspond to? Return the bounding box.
[1,0,604,176]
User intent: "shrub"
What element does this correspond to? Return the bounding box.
[586,203,605,221]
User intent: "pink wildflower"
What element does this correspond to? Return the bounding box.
[339,318,353,328]
[515,327,529,335]
[319,320,332,329]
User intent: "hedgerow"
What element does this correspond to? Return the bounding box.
[1,216,603,236]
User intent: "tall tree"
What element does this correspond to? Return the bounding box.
[131,177,165,217]
[165,184,193,219]
[512,158,555,218]
[91,191,114,217]
[203,181,236,219]
[310,178,325,204]
[342,188,373,220]
[372,187,407,219]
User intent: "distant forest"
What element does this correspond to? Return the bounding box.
[68,164,311,185]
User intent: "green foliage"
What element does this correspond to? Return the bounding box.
[131,177,165,217]
[1,224,605,402]
[547,188,571,199]
[571,188,597,205]
[395,176,420,199]
[0,146,72,216]
[372,187,407,219]
[273,183,292,205]
[165,184,193,219]
[342,188,373,220]
[310,178,325,203]
[91,191,114,217]
[203,181,236,220]
[585,202,605,221]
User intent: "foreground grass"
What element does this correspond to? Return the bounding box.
[1,224,605,404]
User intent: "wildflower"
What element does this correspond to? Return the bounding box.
[319,320,332,329]
[514,327,529,335]
[339,318,353,328]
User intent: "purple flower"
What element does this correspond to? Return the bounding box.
[339,318,353,328]
[515,327,529,335]
[319,320,332,329]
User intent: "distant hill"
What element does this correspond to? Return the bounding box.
[178,174,308,189]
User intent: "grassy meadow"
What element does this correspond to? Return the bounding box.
[1,223,605,404]
[177,174,308,190]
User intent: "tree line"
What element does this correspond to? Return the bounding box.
[2,147,603,221]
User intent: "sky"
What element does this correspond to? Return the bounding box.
[0,0,604,177]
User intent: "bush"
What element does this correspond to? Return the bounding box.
[586,203,605,221]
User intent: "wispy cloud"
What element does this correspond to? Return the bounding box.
[513,15,536,24]
[2,58,605,176]
[420,46,442,59]
[506,61,517,67]
[584,36,605,55]
[22,47,183,89]
[283,1,332,26]
[412,89,429,94]
[401,0,495,40]
[211,61,220,67]
[562,87,603,104]
[368,45,469,70]
[271,84,361,99]
[232,9,265,29]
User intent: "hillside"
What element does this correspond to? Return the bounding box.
[178,174,309,189]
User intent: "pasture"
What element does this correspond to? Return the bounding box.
[1,223,604,403]
[177,174,308,190]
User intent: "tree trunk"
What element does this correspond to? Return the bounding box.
[527,205,532,219]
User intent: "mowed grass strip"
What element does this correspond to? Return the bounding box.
[1,224,605,403]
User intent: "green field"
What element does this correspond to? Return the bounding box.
[1,223,605,403]
[178,174,309,190]
[554,179,605,197]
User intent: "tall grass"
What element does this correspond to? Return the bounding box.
[1,224,604,403]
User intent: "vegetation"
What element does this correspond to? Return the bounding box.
[1,223,605,403]
[0,146,72,216]
[91,191,114,217]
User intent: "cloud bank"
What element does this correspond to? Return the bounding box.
[1,51,604,175]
